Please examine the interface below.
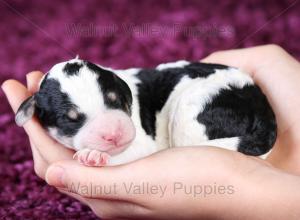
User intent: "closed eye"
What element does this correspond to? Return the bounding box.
[67,109,78,119]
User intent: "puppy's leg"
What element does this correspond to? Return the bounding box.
[73,149,110,166]
[168,79,239,151]
[168,84,209,147]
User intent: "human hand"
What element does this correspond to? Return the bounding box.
[202,44,300,173]
[2,44,300,219]
[2,72,74,180]
[2,73,93,206]
[45,146,300,220]
[2,76,278,219]
[2,71,73,178]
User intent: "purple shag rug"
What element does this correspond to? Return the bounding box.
[0,0,299,219]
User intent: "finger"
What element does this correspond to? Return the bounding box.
[87,198,148,219]
[201,44,299,81]
[201,47,267,76]
[58,188,90,206]
[59,188,147,219]
[26,71,43,93]
[29,138,48,179]
[45,160,141,201]
[2,80,74,163]
[26,72,49,177]
[2,79,31,113]
[24,118,74,162]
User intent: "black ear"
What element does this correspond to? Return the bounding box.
[15,95,36,126]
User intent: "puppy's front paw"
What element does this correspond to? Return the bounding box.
[73,149,110,167]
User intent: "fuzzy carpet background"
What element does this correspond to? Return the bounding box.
[0,0,299,219]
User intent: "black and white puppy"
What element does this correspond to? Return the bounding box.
[16,58,277,166]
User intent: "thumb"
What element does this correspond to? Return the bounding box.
[201,48,257,74]
[45,160,141,201]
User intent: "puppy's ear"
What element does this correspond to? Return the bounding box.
[15,95,36,126]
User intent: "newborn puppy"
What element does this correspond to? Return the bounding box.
[15,58,277,166]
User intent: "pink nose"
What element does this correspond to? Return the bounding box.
[101,134,121,145]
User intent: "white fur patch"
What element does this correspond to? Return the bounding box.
[48,61,105,119]
[197,137,240,151]
[156,67,253,151]
[156,60,190,71]
[48,127,74,149]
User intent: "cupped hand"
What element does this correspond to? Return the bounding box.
[202,44,300,172]
[3,76,271,219]
[2,72,74,179]
[2,44,300,219]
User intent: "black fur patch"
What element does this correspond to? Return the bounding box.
[197,85,277,156]
[34,79,86,137]
[85,61,133,115]
[136,62,228,138]
[185,62,228,77]
[63,62,83,76]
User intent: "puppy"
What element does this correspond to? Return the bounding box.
[16,58,277,166]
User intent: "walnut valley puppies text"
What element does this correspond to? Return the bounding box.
[68,182,235,198]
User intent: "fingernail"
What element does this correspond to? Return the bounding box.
[46,166,65,187]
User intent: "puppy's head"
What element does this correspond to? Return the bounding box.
[16,58,135,155]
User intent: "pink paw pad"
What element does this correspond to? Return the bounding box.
[73,149,110,167]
